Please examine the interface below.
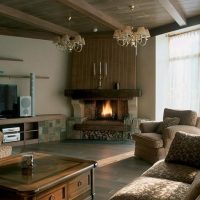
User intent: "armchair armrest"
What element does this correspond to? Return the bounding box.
[196,117,200,128]
[0,131,3,145]
[140,121,161,133]
[162,125,200,154]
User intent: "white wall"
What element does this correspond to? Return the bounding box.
[137,37,156,120]
[0,35,72,116]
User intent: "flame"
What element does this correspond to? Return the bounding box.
[101,101,112,116]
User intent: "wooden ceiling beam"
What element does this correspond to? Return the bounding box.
[158,0,186,26]
[0,4,78,36]
[56,0,124,30]
[0,27,59,40]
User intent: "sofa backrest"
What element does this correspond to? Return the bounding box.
[163,108,197,126]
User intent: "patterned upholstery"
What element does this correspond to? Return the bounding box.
[184,172,200,200]
[110,176,190,200]
[110,160,200,200]
[143,160,199,184]
[165,132,200,168]
[0,131,12,158]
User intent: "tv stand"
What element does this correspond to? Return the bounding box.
[0,114,66,146]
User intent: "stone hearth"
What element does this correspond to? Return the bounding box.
[66,98,139,140]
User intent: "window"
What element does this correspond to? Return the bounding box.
[167,30,200,113]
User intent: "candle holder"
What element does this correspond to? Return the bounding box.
[93,62,107,89]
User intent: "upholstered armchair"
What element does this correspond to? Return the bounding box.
[0,131,12,158]
[133,108,200,163]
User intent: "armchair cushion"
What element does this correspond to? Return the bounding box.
[143,160,199,184]
[163,108,197,126]
[165,132,200,168]
[156,117,180,134]
[110,176,190,200]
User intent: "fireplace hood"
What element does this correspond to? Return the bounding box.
[64,89,142,100]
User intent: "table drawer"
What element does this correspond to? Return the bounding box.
[68,171,91,200]
[37,184,66,200]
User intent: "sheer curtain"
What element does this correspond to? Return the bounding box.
[168,30,200,114]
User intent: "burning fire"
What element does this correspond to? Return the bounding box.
[101,101,112,117]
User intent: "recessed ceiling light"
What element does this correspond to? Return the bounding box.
[93,27,98,32]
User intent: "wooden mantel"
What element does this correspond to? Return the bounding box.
[64,89,142,100]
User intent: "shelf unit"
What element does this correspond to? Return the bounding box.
[0,114,66,146]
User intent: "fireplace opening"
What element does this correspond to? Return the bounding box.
[96,100,117,120]
[83,100,128,121]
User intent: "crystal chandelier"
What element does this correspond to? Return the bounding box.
[54,34,85,52]
[113,4,150,53]
[113,26,150,51]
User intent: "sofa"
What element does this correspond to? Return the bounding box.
[110,131,200,200]
[0,131,12,158]
[133,108,200,163]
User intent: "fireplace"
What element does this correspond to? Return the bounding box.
[69,97,138,140]
[84,100,128,121]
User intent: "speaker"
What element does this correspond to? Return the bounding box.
[18,96,32,117]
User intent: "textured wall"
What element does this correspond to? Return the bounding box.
[71,34,136,89]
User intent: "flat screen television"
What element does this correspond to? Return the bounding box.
[0,84,18,118]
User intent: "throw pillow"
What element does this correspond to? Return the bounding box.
[165,131,200,168]
[156,117,180,134]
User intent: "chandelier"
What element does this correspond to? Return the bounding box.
[54,34,85,52]
[113,4,150,53]
[113,26,150,51]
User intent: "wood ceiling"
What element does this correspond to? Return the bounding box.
[0,0,199,40]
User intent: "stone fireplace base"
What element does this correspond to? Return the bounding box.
[66,98,139,140]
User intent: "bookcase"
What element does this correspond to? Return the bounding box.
[0,114,66,146]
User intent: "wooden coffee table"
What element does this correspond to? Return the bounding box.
[0,152,97,200]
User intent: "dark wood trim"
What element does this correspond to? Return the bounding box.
[150,15,200,37]
[0,4,77,35]
[0,27,58,40]
[0,57,23,61]
[65,89,142,100]
[0,114,66,125]
[74,123,131,132]
[0,74,49,79]
[57,0,124,30]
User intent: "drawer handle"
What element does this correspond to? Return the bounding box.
[49,195,55,200]
[77,181,82,187]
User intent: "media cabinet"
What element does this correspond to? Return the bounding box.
[0,114,66,146]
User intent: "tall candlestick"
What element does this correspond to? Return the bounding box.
[104,62,107,76]
[93,63,96,76]
[99,62,101,75]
